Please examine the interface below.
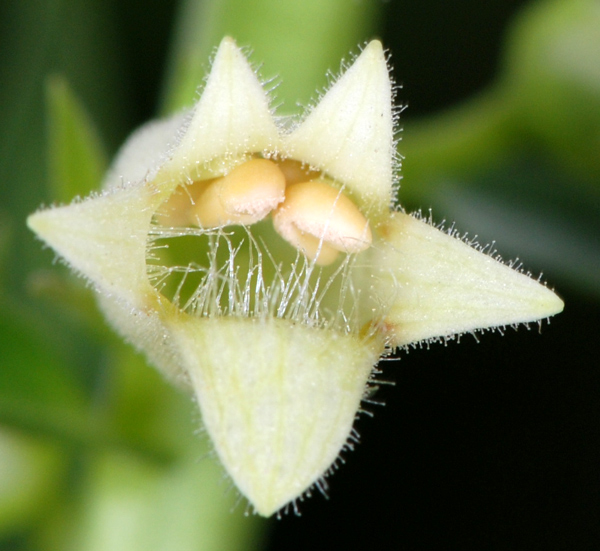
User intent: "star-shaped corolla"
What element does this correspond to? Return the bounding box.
[27,37,563,517]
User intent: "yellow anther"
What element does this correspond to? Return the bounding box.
[272,180,372,265]
[155,178,213,227]
[219,159,286,218]
[192,158,286,227]
[276,159,321,185]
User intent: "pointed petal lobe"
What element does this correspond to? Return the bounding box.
[27,187,158,308]
[169,317,380,517]
[168,37,281,175]
[285,40,395,216]
[371,212,564,346]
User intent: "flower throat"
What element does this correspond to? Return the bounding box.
[147,157,372,331]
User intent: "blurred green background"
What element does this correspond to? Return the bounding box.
[0,0,598,549]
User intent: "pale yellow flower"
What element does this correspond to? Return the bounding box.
[28,37,563,516]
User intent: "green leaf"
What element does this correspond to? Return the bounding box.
[0,296,176,466]
[40,451,266,551]
[0,427,66,537]
[46,76,108,203]
[0,212,12,287]
[400,88,516,205]
[0,297,85,419]
[160,0,382,114]
[0,298,78,536]
[502,0,600,185]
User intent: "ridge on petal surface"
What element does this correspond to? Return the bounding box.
[169,37,282,173]
[370,212,564,346]
[285,40,395,217]
[27,187,158,307]
[169,316,381,516]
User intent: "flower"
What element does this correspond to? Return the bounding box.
[27,37,563,517]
